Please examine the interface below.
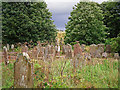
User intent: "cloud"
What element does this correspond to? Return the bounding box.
[44,0,109,30]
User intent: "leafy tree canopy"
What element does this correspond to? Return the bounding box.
[101,0,120,38]
[64,2,107,45]
[2,2,57,45]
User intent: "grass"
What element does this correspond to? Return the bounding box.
[1,58,118,88]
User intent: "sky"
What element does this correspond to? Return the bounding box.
[45,0,108,30]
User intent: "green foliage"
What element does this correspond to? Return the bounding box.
[111,34,120,53]
[2,58,118,88]
[64,2,107,45]
[2,62,14,88]
[101,1,120,38]
[105,34,120,53]
[2,2,57,45]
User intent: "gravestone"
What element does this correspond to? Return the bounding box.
[14,53,33,88]
[44,46,49,61]
[73,41,83,57]
[90,44,98,58]
[102,52,108,58]
[3,46,9,65]
[81,44,86,52]
[54,46,58,56]
[62,45,66,54]
[84,52,91,60]
[106,45,111,53]
[114,53,119,60]
[73,54,84,69]
[21,45,28,53]
[98,44,105,50]
[32,46,38,59]
[7,44,9,51]
[95,47,104,58]
[65,44,72,58]
[50,45,54,54]
[11,44,14,51]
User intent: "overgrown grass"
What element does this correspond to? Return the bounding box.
[1,58,118,88]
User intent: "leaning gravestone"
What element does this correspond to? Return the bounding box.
[3,46,9,65]
[14,53,33,88]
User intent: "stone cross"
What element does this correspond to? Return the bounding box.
[14,53,33,88]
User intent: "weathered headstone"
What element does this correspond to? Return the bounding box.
[32,46,38,60]
[11,44,14,51]
[7,44,9,51]
[114,53,119,60]
[21,43,28,53]
[73,54,84,69]
[62,45,66,54]
[95,47,104,58]
[84,52,91,60]
[90,44,98,58]
[14,53,34,88]
[106,45,111,53]
[102,52,108,58]
[65,44,72,58]
[81,44,86,52]
[54,46,58,56]
[98,44,105,50]
[3,46,9,65]
[73,41,83,57]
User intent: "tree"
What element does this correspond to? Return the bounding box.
[2,2,57,45]
[64,2,107,45]
[101,1,120,38]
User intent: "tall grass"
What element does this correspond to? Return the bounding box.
[1,58,118,88]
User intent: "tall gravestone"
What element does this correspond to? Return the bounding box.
[3,46,9,65]
[14,53,33,88]
[73,41,83,57]
[65,44,72,58]
[7,44,9,51]
[62,45,66,54]
[106,45,111,53]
